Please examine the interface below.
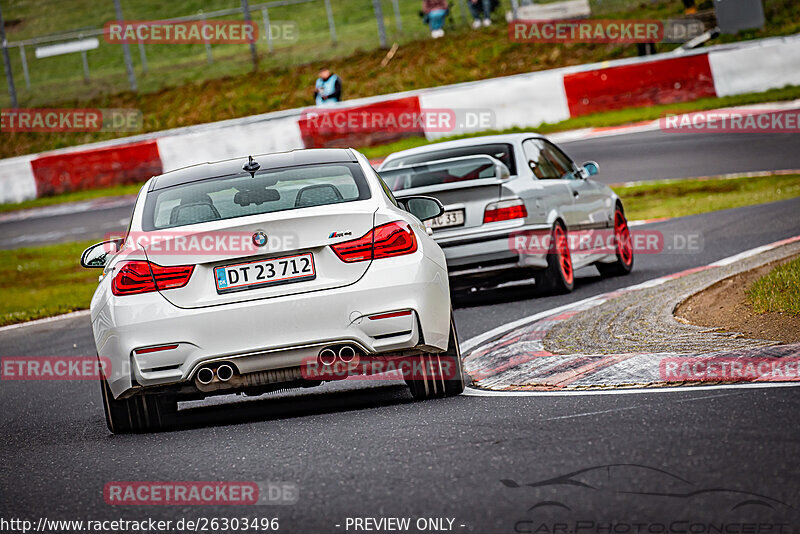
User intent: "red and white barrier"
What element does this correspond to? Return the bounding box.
[31,140,162,197]
[419,69,570,140]
[709,38,800,97]
[0,155,37,204]
[563,54,716,116]
[1,35,797,205]
[156,115,303,172]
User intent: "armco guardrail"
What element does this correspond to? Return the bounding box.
[1,34,798,205]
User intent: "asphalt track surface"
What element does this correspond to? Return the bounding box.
[1,136,800,530]
[2,130,799,249]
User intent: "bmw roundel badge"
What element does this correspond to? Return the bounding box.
[252,231,268,247]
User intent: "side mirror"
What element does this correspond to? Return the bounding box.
[582,161,599,178]
[80,240,122,269]
[401,196,445,222]
[495,162,511,180]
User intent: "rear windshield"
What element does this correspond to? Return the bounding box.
[381,143,516,175]
[143,162,370,230]
[379,156,499,193]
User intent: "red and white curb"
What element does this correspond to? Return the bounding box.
[462,235,800,394]
[2,35,799,205]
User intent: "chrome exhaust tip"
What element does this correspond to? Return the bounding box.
[338,345,357,363]
[197,367,214,385]
[319,348,337,366]
[216,364,234,382]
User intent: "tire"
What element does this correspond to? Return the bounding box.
[596,205,634,277]
[534,220,574,295]
[100,377,177,434]
[406,314,466,400]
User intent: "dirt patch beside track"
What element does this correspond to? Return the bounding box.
[675,253,800,344]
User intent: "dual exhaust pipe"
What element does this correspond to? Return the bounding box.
[196,363,234,385]
[318,345,358,366]
[196,345,359,386]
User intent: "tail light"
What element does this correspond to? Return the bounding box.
[332,221,418,263]
[484,199,528,223]
[112,261,194,296]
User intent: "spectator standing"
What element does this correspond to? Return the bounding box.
[314,68,342,106]
[468,0,492,28]
[422,0,448,39]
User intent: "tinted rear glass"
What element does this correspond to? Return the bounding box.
[382,143,516,175]
[379,156,500,193]
[142,162,370,230]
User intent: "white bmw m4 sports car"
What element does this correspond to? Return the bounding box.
[81,148,465,433]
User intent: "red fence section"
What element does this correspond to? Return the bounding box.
[563,54,717,117]
[31,140,162,197]
[298,96,424,149]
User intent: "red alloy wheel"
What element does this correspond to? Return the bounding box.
[615,209,633,267]
[554,224,573,285]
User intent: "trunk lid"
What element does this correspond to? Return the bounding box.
[140,201,376,308]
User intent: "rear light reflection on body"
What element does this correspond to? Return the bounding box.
[368,310,413,320]
[332,221,418,263]
[133,344,179,355]
[112,261,195,296]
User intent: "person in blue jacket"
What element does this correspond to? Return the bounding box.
[314,68,342,106]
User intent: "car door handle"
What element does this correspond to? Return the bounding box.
[572,190,580,198]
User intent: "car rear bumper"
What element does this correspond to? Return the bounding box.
[435,222,552,273]
[93,253,450,399]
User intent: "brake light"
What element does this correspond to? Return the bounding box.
[331,221,418,263]
[483,199,527,223]
[112,261,195,296]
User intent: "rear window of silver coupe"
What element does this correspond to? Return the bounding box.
[142,162,371,230]
[382,143,516,175]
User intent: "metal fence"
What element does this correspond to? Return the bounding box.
[0,0,658,108]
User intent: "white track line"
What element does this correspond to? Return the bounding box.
[463,382,800,397]
[460,294,608,354]
[0,309,91,333]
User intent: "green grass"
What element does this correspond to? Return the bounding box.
[361,85,800,159]
[2,0,799,159]
[0,183,142,213]
[612,174,800,221]
[747,256,800,316]
[0,240,99,326]
[0,0,441,107]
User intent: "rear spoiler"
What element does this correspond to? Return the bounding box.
[378,155,512,197]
